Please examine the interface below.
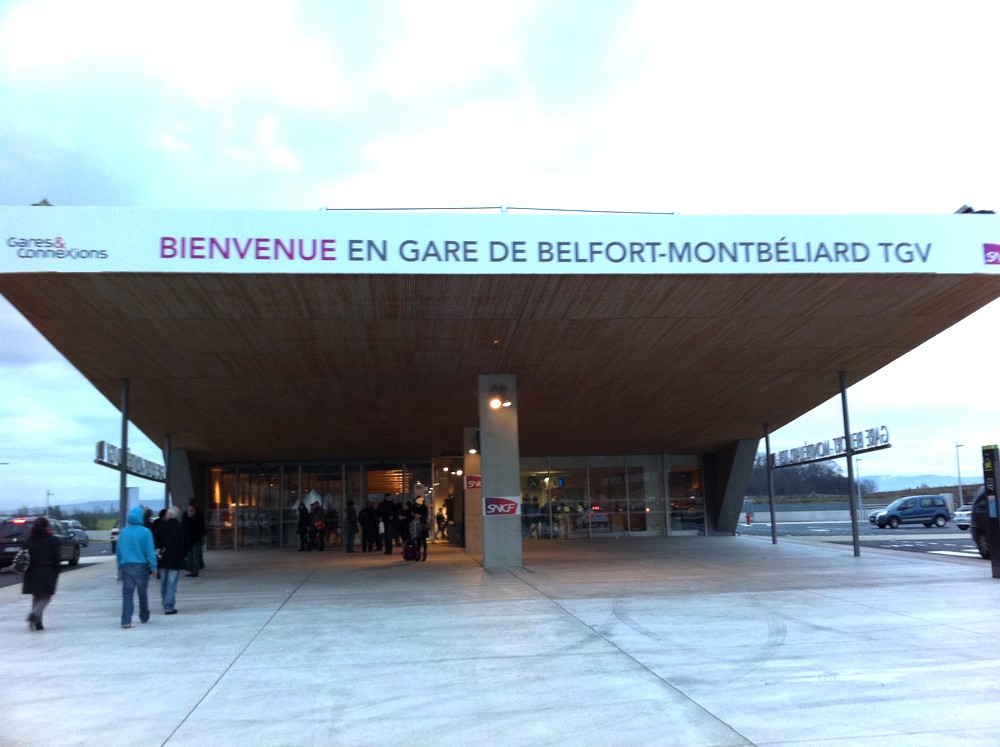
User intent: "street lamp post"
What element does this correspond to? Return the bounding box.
[956,443,964,509]
[856,457,864,521]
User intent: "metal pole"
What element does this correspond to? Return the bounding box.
[118,378,130,533]
[956,442,964,509]
[840,371,861,557]
[164,433,172,510]
[856,457,863,521]
[764,424,778,544]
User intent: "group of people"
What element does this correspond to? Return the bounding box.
[296,500,342,551]
[115,499,207,628]
[19,494,449,631]
[20,499,209,631]
[296,494,444,562]
[353,493,431,561]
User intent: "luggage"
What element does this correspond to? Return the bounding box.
[402,539,419,561]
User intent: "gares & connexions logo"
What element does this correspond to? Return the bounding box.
[6,236,108,260]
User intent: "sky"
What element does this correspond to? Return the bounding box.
[1,0,999,509]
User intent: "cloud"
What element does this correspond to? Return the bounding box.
[1,0,353,110]
[1,0,999,498]
[0,299,163,508]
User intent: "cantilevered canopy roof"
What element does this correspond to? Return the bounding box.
[1,208,998,464]
[1,272,998,464]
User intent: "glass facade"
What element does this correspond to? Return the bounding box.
[203,453,704,549]
[205,460,432,550]
[520,454,703,539]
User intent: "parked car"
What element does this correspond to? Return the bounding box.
[953,504,974,531]
[64,519,90,547]
[576,508,611,529]
[0,516,81,568]
[869,494,951,529]
[970,489,990,559]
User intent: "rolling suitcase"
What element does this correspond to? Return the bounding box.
[402,539,419,561]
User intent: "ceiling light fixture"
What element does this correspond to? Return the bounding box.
[488,384,511,409]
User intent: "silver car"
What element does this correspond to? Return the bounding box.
[953,504,974,531]
[65,518,90,546]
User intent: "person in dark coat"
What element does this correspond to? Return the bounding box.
[183,500,207,576]
[151,508,168,579]
[159,506,191,615]
[344,500,358,553]
[377,494,397,555]
[412,496,430,562]
[296,503,311,551]
[22,516,61,631]
[358,501,377,552]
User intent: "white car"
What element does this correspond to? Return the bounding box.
[953,503,974,530]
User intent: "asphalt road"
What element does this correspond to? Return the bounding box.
[736,519,986,560]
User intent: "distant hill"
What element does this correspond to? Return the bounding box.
[869,474,983,492]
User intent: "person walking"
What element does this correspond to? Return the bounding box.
[435,507,447,542]
[116,505,158,628]
[151,508,168,579]
[344,499,358,553]
[22,516,61,631]
[183,500,207,576]
[159,506,190,615]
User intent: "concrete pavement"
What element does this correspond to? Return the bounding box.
[2,535,1000,746]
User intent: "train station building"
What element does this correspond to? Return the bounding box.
[2,207,998,568]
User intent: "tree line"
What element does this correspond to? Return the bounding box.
[746,456,876,499]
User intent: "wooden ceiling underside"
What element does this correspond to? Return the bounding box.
[2,272,997,464]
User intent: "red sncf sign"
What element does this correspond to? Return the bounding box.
[484,497,519,516]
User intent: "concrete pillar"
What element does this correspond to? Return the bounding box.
[476,374,522,569]
[463,427,483,561]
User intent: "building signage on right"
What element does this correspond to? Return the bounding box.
[773,425,890,467]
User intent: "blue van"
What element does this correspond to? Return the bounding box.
[870,494,952,529]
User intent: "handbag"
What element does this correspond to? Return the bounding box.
[12,547,30,573]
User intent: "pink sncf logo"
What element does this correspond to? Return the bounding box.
[485,497,519,515]
[985,244,1000,265]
